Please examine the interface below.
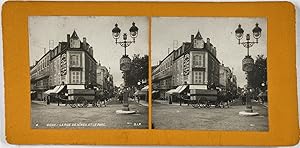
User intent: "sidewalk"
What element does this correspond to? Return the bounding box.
[252,100,268,108]
[31,100,47,106]
[153,99,184,106]
[132,98,149,107]
[152,101,269,130]
[31,100,64,107]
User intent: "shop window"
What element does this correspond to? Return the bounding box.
[70,54,80,67]
[193,71,204,84]
[71,71,81,84]
[193,54,204,67]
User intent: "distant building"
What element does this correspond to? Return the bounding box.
[96,63,114,97]
[219,64,232,90]
[219,64,238,93]
[30,50,51,100]
[30,30,97,100]
[152,31,220,101]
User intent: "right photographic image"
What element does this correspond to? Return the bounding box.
[151,17,268,131]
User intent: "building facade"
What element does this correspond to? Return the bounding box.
[30,50,51,100]
[152,31,220,100]
[96,63,114,97]
[219,64,238,94]
[30,31,97,100]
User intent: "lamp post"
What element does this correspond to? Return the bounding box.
[112,22,138,112]
[235,23,262,114]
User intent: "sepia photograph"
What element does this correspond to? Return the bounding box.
[29,16,149,129]
[151,17,268,131]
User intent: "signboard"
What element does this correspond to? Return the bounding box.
[120,55,131,71]
[183,53,190,76]
[60,53,67,76]
[242,56,254,72]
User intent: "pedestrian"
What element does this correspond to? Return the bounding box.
[47,96,50,105]
[242,93,246,105]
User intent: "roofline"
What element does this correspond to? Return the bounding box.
[30,49,52,69]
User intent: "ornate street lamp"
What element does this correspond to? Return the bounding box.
[112,22,138,113]
[235,23,262,115]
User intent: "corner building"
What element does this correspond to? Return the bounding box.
[152,31,220,101]
[30,31,97,100]
[48,31,97,87]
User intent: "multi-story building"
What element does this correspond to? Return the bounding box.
[30,31,97,100]
[96,63,109,91]
[152,31,220,101]
[219,64,232,90]
[96,63,114,97]
[219,64,238,94]
[30,50,51,100]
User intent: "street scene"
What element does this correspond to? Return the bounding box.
[29,16,149,129]
[151,17,268,131]
[32,98,148,129]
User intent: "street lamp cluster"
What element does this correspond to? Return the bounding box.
[235,23,262,56]
[112,22,139,55]
[112,22,139,112]
[235,23,262,114]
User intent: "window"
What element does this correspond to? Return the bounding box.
[193,54,204,67]
[193,71,204,84]
[70,54,80,67]
[71,71,81,84]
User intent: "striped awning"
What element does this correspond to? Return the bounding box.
[166,89,176,94]
[141,85,149,92]
[134,90,147,96]
[44,85,66,95]
[67,84,85,90]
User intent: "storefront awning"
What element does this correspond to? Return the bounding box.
[44,89,54,95]
[50,86,61,94]
[152,90,158,93]
[134,90,147,96]
[141,85,149,92]
[166,89,176,94]
[190,84,207,90]
[173,85,183,94]
[55,85,66,94]
[67,84,85,89]
[178,85,188,93]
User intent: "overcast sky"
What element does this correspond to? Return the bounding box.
[29,16,148,87]
[152,17,267,87]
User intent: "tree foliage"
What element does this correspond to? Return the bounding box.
[248,55,267,91]
[123,54,148,87]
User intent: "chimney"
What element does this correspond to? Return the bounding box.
[207,38,210,44]
[58,42,61,53]
[207,38,211,50]
[191,35,194,43]
[67,34,70,44]
[214,47,217,56]
[89,46,93,56]
[83,37,87,50]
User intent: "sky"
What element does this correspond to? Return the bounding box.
[152,17,267,87]
[29,16,149,87]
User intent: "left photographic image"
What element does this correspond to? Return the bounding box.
[29,16,149,129]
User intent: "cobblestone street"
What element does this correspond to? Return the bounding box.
[152,99,268,131]
[31,98,148,129]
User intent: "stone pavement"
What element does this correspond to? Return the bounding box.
[152,99,268,131]
[31,97,148,129]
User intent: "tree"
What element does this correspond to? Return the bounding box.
[248,55,267,92]
[123,54,148,88]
